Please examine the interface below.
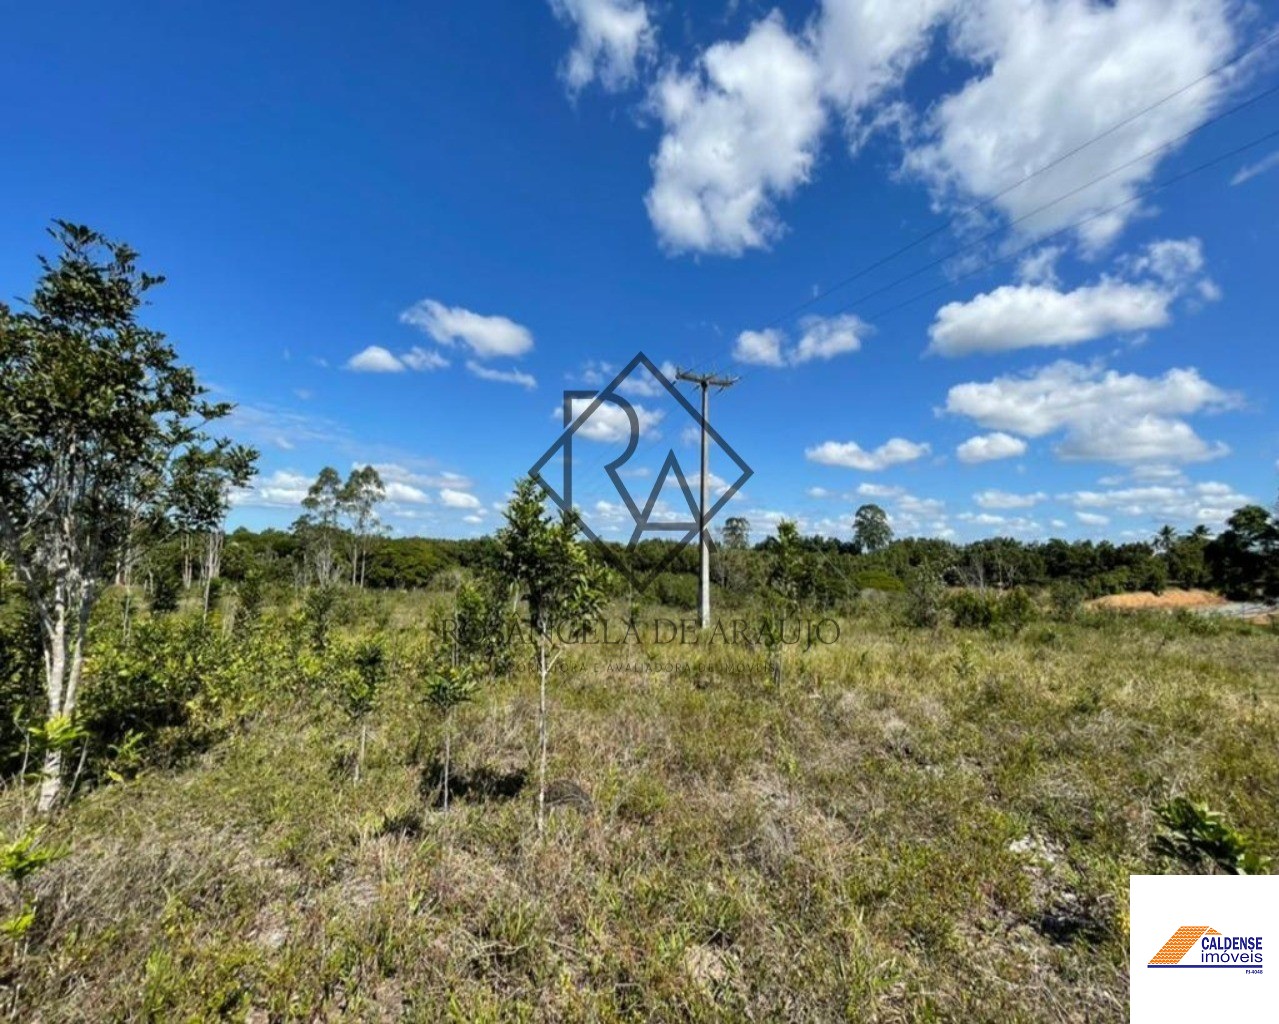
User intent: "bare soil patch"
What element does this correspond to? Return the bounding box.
[1086,588,1226,611]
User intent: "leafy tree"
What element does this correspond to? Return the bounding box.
[298,467,345,585]
[1206,505,1279,599]
[0,222,251,811]
[853,504,892,553]
[337,637,386,782]
[420,661,477,812]
[720,516,750,550]
[170,443,258,617]
[453,577,515,675]
[1166,528,1211,589]
[768,520,805,607]
[363,537,447,589]
[903,564,945,629]
[304,584,339,652]
[497,478,605,834]
[340,465,385,588]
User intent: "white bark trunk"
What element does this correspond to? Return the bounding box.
[37,748,63,813]
[537,637,548,836]
[443,715,452,813]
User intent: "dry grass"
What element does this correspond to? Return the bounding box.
[3,598,1277,1022]
[1085,588,1226,610]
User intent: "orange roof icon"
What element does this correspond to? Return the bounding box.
[1149,926,1221,964]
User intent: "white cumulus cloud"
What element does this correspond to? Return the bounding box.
[549,0,655,95]
[929,238,1214,356]
[733,328,786,367]
[805,437,930,471]
[400,299,534,359]
[645,12,826,255]
[945,360,1237,464]
[956,431,1027,464]
[734,314,868,366]
[561,397,662,443]
[813,0,955,136]
[402,346,449,371]
[904,0,1239,252]
[975,489,1046,510]
[929,280,1173,356]
[346,345,404,373]
[440,488,482,510]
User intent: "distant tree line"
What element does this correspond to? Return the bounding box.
[197,495,1278,608]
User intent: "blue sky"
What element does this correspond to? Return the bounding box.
[3,0,1277,544]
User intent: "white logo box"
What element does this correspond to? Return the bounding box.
[1130,874,1278,1021]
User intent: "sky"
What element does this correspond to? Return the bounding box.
[3,0,1278,546]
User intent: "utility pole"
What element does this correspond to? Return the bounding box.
[675,369,739,629]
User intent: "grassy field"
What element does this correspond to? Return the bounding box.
[3,593,1277,1022]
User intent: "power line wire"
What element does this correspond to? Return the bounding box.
[761,26,1279,330]
[561,61,1279,536]
[806,82,1279,321]
[858,124,1279,326]
[578,118,1279,498]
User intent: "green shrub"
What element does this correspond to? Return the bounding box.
[1154,796,1270,875]
[949,591,997,629]
[0,586,42,775]
[234,573,264,633]
[2,824,67,940]
[853,569,904,593]
[652,572,699,609]
[902,567,945,629]
[949,588,1037,633]
[998,588,1037,633]
[149,572,181,614]
[304,585,340,652]
[1049,581,1084,621]
[452,577,516,675]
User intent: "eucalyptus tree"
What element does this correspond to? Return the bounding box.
[0,222,255,811]
[721,516,750,550]
[299,467,344,585]
[341,465,385,588]
[497,478,605,834]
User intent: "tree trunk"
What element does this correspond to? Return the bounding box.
[37,587,70,812]
[536,636,549,836]
[443,714,452,813]
[356,721,367,782]
[37,748,63,813]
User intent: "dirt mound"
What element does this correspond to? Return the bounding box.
[1086,588,1227,610]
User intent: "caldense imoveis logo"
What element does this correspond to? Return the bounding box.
[1148,925,1264,968]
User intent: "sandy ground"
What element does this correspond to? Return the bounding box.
[1087,589,1277,625]
[1087,589,1226,610]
